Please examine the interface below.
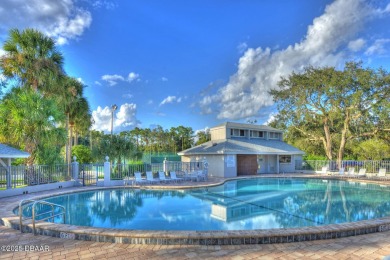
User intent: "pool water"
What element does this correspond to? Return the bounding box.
[19,178,390,231]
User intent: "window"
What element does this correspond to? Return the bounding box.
[279,155,292,163]
[251,130,264,138]
[269,132,280,139]
[231,129,245,137]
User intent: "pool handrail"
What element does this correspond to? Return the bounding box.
[19,199,66,235]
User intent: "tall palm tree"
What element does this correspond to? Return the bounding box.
[0,28,64,93]
[56,76,90,165]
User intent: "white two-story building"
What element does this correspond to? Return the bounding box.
[178,122,304,178]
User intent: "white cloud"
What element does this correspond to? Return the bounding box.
[76,77,84,84]
[147,100,153,105]
[94,81,102,86]
[159,95,182,106]
[348,38,366,52]
[100,72,140,86]
[115,103,140,129]
[161,77,168,82]
[0,0,92,45]
[92,0,117,10]
[0,49,6,57]
[92,103,140,132]
[199,0,381,120]
[365,38,390,56]
[101,74,125,86]
[128,72,140,82]
[237,42,248,53]
[122,93,133,99]
[264,112,278,126]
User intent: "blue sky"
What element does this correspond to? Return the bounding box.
[0,0,390,133]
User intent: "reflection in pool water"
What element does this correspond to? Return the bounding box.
[18,178,390,231]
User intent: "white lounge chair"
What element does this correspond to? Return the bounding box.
[134,172,147,185]
[197,170,207,181]
[375,168,387,180]
[318,167,328,175]
[146,171,160,184]
[357,168,366,178]
[185,171,198,181]
[169,171,183,182]
[347,168,355,178]
[338,168,345,178]
[158,171,172,183]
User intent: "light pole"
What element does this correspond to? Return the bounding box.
[110,104,117,167]
[90,117,95,151]
[111,104,117,138]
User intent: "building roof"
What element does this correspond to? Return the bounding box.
[178,138,305,156]
[0,144,30,158]
[212,122,283,133]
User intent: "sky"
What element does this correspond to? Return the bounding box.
[0,0,390,134]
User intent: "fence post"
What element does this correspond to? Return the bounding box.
[104,156,111,186]
[6,165,11,189]
[163,157,167,173]
[72,156,79,180]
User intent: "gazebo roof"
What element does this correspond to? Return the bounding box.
[0,144,30,159]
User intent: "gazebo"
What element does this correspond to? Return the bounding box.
[0,144,30,189]
[0,143,30,167]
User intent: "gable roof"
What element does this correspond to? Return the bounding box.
[178,138,304,156]
[0,144,30,158]
[212,122,283,133]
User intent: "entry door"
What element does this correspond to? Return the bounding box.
[237,155,258,175]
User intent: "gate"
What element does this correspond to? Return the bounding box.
[79,164,103,186]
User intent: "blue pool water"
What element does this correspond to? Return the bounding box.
[18,178,390,231]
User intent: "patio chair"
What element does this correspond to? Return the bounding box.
[318,167,328,175]
[146,171,160,184]
[158,171,172,183]
[185,171,198,181]
[357,168,366,178]
[375,168,387,180]
[123,176,133,186]
[169,171,184,183]
[338,168,345,178]
[346,168,355,178]
[134,172,147,185]
[197,170,207,181]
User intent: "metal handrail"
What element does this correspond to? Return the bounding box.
[19,199,66,235]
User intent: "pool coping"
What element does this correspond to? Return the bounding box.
[2,174,390,245]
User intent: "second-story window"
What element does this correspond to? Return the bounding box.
[251,131,264,138]
[231,129,245,137]
[269,132,280,139]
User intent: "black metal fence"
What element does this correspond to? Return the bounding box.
[0,164,72,190]
[78,164,104,186]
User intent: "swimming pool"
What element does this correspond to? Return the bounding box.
[19,178,390,231]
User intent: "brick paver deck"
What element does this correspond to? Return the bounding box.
[1,224,390,259]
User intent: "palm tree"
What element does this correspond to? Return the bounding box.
[0,88,65,165]
[0,28,64,93]
[56,77,91,165]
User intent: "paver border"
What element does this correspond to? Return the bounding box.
[2,174,390,245]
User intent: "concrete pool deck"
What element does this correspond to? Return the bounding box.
[2,173,390,258]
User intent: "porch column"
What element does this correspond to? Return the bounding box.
[7,158,11,189]
[276,154,280,174]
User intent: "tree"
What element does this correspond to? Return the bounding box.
[352,139,390,160]
[0,28,64,93]
[195,129,211,145]
[0,88,65,165]
[72,145,92,164]
[271,61,390,164]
